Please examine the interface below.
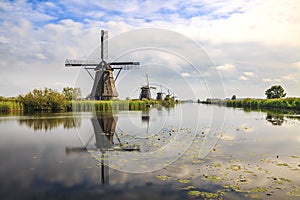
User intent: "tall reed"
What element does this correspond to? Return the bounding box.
[0,101,23,113]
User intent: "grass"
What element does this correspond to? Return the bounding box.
[0,101,23,113]
[69,100,150,112]
[0,98,175,113]
[201,98,300,111]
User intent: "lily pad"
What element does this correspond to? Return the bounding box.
[187,191,219,199]
[187,190,201,197]
[202,175,223,183]
[156,175,171,181]
[213,163,222,167]
[290,155,299,158]
[287,189,300,197]
[250,187,268,193]
[182,185,195,190]
[228,165,241,171]
[178,179,190,184]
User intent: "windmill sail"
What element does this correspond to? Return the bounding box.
[65,29,140,100]
[65,59,98,67]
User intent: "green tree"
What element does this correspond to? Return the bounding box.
[18,88,67,111]
[62,87,82,100]
[265,85,286,99]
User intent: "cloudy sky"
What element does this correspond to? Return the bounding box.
[0,0,299,99]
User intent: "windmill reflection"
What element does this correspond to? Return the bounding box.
[66,112,140,184]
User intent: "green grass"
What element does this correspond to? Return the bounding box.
[204,98,300,111]
[70,100,149,112]
[0,101,23,113]
[0,98,176,113]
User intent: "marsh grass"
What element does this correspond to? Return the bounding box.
[0,98,174,113]
[226,98,300,110]
[206,98,300,111]
[71,100,149,112]
[0,101,23,113]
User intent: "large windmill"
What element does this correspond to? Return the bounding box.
[65,30,140,100]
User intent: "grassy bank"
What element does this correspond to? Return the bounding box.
[201,98,300,110]
[0,101,23,113]
[69,100,151,112]
[0,99,160,113]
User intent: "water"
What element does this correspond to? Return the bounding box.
[0,104,299,199]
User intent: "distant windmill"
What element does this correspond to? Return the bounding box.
[156,85,165,101]
[65,30,140,100]
[139,74,156,100]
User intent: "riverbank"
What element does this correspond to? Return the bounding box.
[0,99,176,113]
[200,97,300,111]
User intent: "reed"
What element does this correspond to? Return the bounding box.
[0,101,23,113]
[70,100,149,112]
[215,98,300,110]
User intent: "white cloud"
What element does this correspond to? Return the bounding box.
[293,61,300,70]
[243,72,254,77]
[180,72,191,77]
[239,75,248,81]
[263,78,272,83]
[216,64,235,72]
[0,0,300,98]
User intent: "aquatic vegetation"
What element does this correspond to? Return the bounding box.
[181,185,195,190]
[213,163,222,167]
[228,165,241,171]
[178,179,191,184]
[250,187,268,193]
[202,175,224,183]
[156,175,171,181]
[187,190,219,198]
[287,189,300,197]
[290,155,299,158]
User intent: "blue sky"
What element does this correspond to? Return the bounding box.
[0,0,299,99]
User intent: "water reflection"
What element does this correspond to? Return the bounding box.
[66,112,140,184]
[18,114,82,131]
[0,104,299,199]
[265,112,285,126]
[240,107,300,126]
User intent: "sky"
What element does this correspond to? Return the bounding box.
[0,0,299,100]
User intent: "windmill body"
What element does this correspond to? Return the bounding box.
[139,74,156,100]
[156,92,163,100]
[65,30,139,100]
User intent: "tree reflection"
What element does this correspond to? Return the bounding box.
[265,112,285,126]
[18,115,82,131]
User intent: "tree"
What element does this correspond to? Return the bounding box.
[18,88,67,111]
[265,85,286,99]
[62,87,82,100]
[231,95,236,100]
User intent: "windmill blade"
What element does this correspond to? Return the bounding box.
[65,59,98,67]
[101,30,108,61]
[109,62,140,65]
[150,86,156,89]
[110,62,140,70]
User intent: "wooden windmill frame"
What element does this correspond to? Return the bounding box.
[65,30,140,100]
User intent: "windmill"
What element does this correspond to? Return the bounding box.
[65,30,140,100]
[139,74,156,100]
[156,85,165,101]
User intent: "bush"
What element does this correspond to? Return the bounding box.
[18,88,67,112]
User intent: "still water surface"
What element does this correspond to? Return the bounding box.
[0,103,299,199]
